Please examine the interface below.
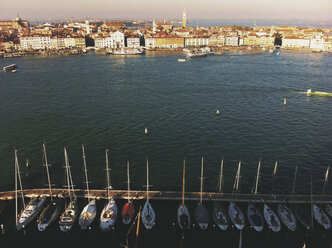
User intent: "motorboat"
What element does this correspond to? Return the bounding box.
[186,51,207,58]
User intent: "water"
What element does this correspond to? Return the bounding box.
[0,51,332,247]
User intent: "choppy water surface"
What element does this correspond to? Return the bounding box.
[0,51,331,247]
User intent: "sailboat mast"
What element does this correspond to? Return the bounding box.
[200,157,204,204]
[290,166,298,209]
[127,161,130,200]
[182,160,185,206]
[218,160,223,193]
[146,158,149,203]
[15,150,25,209]
[82,145,90,203]
[64,148,72,202]
[43,143,53,201]
[254,160,261,195]
[105,149,111,201]
[235,161,241,192]
[322,165,330,196]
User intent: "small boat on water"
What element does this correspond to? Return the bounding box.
[3,64,17,72]
[194,158,210,230]
[178,59,186,62]
[79,145,97,229]
[313,204,331,229]
[177,160,191,230]
[100,149,117,231]
[122,161,135,224]
[212,160,229,231]
[141,159,156,229]
[186,51,207,58]
[114,48,144,55]
[14,149,45,231]
[228,161,245,230]
[263,203,281,232]
[247,160,264,232]
[306,89,332,97]
[59,148,78,232]
[37,144,62,231]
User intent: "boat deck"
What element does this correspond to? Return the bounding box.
[0,188,331,204]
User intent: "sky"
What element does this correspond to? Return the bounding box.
[1,0,331,21]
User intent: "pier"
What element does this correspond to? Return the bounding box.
[1,188,331,204]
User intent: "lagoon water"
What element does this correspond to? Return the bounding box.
[0,51,332,247]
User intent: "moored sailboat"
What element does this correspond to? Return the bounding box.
[37,143,61,231]
[212,160,229,231]
[100,149,117,231]
[79,145,97,229]
[177,160,191,230]
[263,202,281,232]
[194,157,210,230]
[141,159,156,229]
[122,161,135,224]
[228,161,245,230]
[14,149,45,231]
[59,148,78,232]
[277,162,297,231]
[247,159,264,232]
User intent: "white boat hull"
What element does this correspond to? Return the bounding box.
[263,204,281,232]
[79,200,97,229]
[141,201,156,229]
[59,201,78,232]
[100,200,117,232]
[228,202,245,230]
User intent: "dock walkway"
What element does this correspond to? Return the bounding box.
[0,188,331,204]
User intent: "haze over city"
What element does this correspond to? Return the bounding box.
[1,0,332,20]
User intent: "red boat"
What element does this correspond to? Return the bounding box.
[122,201,135,224]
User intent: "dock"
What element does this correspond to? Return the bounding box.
[1,188,331,204]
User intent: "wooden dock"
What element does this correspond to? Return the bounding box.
[0,188,331,204]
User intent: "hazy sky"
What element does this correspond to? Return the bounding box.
[1,0,331,20]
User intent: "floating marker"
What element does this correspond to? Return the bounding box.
[283,97,287,106]
[216,109,220,115]
[145,128,148,135]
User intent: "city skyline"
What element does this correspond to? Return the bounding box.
[1,0,332,21]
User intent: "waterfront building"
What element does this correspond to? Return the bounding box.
[282,36,310,48]
[324,35,332,51]
[85,19,91,35]
[145,36,156,49]
[185,36,209,47]
[217,35,226,47]
[74,36,86,49]
[260,35,275,47]
[225,36,239,46]
[20,35,51,50]
[110,31,125,48]
[310,36,326,51]
[208,36,218,47]
[126,36,141,48]
[243,33,260,46]
[153,36,184,48]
